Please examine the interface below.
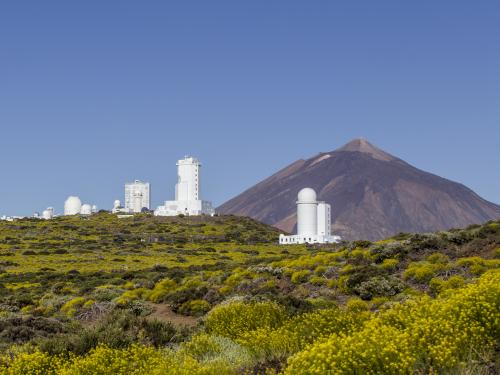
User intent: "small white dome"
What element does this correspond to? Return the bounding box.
[297,188,317,203]
[80,204,92,215]
[42,210,52,220]
[114,200,121,209]
[64,196,82,216]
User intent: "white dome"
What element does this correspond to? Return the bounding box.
[80,204,92,215]
[64,196,82,216]
[114,200,121,209]
[297,188,317,203]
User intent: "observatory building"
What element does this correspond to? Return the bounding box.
[42,207,54,220]
[64,196,96,216]
[279,188,341,245]
[64,196,82,216]
[125,180,151,213]
[155,156,215,216]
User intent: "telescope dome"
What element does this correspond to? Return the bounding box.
[80,204,92,215]
[64,196,82,216]
[297,188,317,203]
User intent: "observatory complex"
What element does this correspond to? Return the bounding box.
[155,156,214,216]
[279,188,341,245]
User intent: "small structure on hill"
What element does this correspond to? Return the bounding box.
[279,188,341,245]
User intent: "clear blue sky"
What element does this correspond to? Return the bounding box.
[1,1,499,216]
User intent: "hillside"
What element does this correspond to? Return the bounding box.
[0,214,498,373]
[218,139,500,241]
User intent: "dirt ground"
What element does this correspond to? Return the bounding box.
[146,303,200,328]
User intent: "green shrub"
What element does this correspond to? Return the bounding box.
[352,276,405,300]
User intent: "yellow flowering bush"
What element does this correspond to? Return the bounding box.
[205,301,287,339]
[403,261,445,282]
[147,278,177,303]
[285,270,500,374]
[0,350,67,375]
[61,297,87,317]
[380,258,398,270]
[237,307,366,362]
[290,270,311,284]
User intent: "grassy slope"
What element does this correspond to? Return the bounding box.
[0,214,498,373]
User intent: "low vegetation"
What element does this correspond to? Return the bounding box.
[0,213,498,374]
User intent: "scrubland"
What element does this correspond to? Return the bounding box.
[0,213,498,374]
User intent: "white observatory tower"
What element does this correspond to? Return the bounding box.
[175,157,200,201]
[154,156,214,216]
[296,188,318,237]
[279,188,340,245]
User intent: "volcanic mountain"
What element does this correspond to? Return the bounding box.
[218,139,500,241]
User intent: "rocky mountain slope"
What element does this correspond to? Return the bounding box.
[218,139,500,240]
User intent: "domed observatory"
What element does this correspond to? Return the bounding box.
[42,207,54,220]
[80,204,92,216]
[64,196,82,216]
[279,188,341,245]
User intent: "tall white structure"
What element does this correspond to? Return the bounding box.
[64,196,82,216]
[125,180,151,213]
[176,158,200,202]
[279,188,340,245]
[155,156,215,216]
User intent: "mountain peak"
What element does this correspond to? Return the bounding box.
[336,138,396,162]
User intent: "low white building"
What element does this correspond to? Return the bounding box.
[279,188,341,245]
[112,199,129,214]
[155,156,214,216]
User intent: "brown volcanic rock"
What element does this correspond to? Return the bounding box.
[218,139,500,241]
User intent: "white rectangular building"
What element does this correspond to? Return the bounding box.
[125,180,151,213]
[316,202,332,237]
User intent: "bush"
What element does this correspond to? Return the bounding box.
[205,301,288,339]
[148,278,177,303]
[178,299,211,317]
[285,270,500,374]
[140,319,177,347]
[403,261,445,283]
[290,270,311,284]
[352,276,405,300]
